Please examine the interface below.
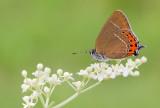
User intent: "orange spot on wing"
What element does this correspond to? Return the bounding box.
[125,32,138,56]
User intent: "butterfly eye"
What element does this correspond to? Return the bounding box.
[90,49,96,54]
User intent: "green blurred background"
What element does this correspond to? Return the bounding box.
[0,0,159,108]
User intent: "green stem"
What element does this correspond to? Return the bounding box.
[52,81,101,108]
[39,94,45,108]
[84,78,90,86]
[50,86,56,96]
[81,81,101,94]
[48,101,55,108]
[45,96,50,108]
[67,81,76,91]
[52,93,79,108]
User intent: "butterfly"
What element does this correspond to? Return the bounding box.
[90,10,144,61]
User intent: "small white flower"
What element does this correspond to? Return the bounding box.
[106,64,118,79]
[32,71,40,77]
[57,69,63,76]
[31,91,39,98]
[100,62,109,69]
[97,71,106,81]
[22,103,29,108]
[141,56,147,63]
[106,67,112,75]
[44,67,51,74]
[116,64,124,75]
[21,84,30,93]
[72,81,82,90]
[22,96,36,108]
[135,58,141,65]
[24,78,32,85]
[78,70,88,76]
[86,67,93,72]
[44,86,50,93]
[133,71,140,76]
[34,69,50,83]
[48,74,61,85]
[30,78,38,87]
[88,73,97,80]
[112,64,120,75]
[92,63,101,72]
[122,68,129,77]
[37,63,43,70]
[22,96,30,106]
[110,72,116,79]
[21,70,27,78]
[23,96,30,102]
[63,72,74,80]
[63,72,70,77]
[126,59,135,67]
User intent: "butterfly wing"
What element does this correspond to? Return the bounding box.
[108,10,131,30]
[95,10,131,59]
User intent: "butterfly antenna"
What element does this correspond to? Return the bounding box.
[72,49,90,55]
[72,52,78,54]
[138,41,146,50]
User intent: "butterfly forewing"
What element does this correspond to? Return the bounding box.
[95,10,132,59]
[109,10,131,30]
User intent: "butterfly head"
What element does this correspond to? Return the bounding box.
[138,43,144,50]
[89,49,108,62]
[134,43,144,56]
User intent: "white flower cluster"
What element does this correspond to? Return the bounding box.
[21,64,74,108]
[21,56,147,108]
[78,56,147,81]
